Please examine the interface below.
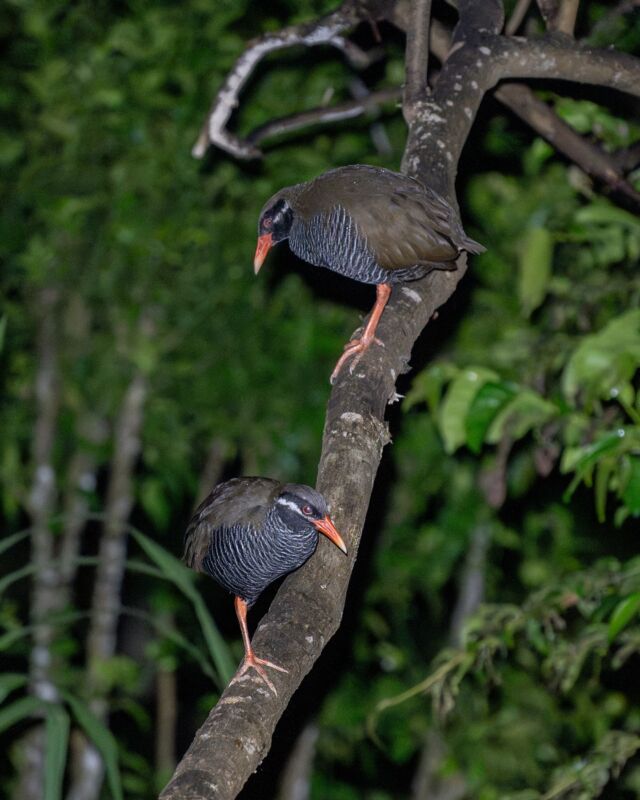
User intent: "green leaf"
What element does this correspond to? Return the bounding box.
[622,455,640,516]
[405,363,458,412]
[62,692,123,800]
[465,382,518,453]
[44,704,70,800]
[561,429,627,475]
[518,227,553,316]
[0,564,35,595]
[575,203,640,232]
[130,529,234,685]
[0,696,42,735]
[0,529,31,556]
[563,309,640,406]
[0,673,28,704]
[486,390,558,444]
[595,458,616,523]
[609,593,640,642]
[0,315,6,353]
[438,367,498,453]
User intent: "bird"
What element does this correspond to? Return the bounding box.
[254,164,485,383]
[183,477,347,694]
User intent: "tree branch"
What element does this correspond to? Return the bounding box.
[246,88,401,150]
[404,0,433,118]
[192,0,389,159]
[14,287,62,800]
[505,0,533,35]
[68,365,148,800]
[428,19,640,207]
[495,82,640,208]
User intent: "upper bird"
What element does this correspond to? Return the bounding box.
[255,165,485,382]
[183,476,347,694]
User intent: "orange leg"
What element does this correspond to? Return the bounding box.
[330,282,392,384]
[232,596,287,695]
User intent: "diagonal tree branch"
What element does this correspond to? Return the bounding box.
[246,87,401,150]
[495,82,640,207]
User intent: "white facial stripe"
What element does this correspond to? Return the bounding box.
[276,496,304,515]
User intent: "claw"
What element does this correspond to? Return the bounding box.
[235,651,288,695]
[330,335,383,383]
[329,283,391,384]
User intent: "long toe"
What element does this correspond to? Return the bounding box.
[235,653,289,696]
[331,335,383,383]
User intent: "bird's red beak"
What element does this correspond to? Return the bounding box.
[313,515,347,554]
[254,233,273,274]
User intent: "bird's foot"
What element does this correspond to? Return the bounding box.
[233,651,288,696]
[330,334,384,384]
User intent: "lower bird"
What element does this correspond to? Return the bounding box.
[254,164,485,382]
[183,477,347,694]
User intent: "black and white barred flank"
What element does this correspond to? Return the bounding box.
[288,204,431,286]
[200,503,320,606]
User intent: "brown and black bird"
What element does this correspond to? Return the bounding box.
[183,477,347,694]
[255,165,485,382]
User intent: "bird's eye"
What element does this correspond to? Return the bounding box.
[302,505,313,516]
[263,217,273,230]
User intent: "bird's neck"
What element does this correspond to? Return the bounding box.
[267,504,316,550]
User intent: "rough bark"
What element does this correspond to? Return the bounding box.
[161,1,640,797]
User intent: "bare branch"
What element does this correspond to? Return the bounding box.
[404,0,433,118]
[554,0,580,35]
[505,0,533,35]
[192,0,385,159]
[247,88,401,149]
[495,82,640,208]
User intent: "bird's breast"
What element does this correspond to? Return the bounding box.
[290,208,390,285]
[201,522,317,605]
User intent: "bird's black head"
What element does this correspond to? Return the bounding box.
[254,194,295,274]
[274,484,347,554]
[259,197,294,243]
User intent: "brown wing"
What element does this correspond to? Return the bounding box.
[182,477,282,571]
[296,165,483,271]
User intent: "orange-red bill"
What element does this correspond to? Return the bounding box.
[254,233,273,274]
[313,515,347,554]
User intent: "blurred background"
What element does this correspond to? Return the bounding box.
[2,0,640,798]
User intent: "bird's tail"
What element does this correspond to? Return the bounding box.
[462,235,486,255]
